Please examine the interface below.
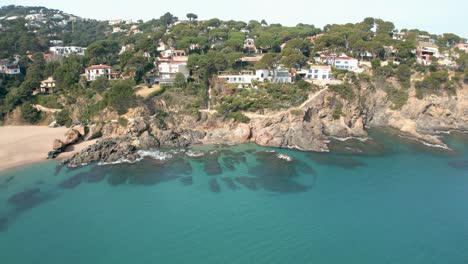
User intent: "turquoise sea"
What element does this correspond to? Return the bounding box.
[0,129,467,264]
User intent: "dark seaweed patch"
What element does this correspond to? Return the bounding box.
[4,176,14,183]
[204,153,222,176]
[7,188,55,211]
[107,172,129,186]
[448,160,468,170]
[209,178,221,193]
[222,177,239,190]
[235,177,258,191]
[0,217,7,232]
[80,165,110,183]
[247,151,310,193]
[59,174,84,189]
[127,158,190,185]
[54,164,65,176]
[308,152,365,169]
[222,155,247,171]
[180,176,193,186]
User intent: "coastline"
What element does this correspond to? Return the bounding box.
[0,126,94,174]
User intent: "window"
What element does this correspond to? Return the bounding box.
[314,69,319,73]
[314,75,318,79]
[322,75,327,79]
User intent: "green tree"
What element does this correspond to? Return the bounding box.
[104,80,137,114]
[280,49,308,69]
[20,103,41,124]
[54,55,84,90]
[85,40,120,65]
[174,72,187,88]
[90,76,109,92]
[255,53,278,70]
[186,13,198,25]
[55,109,72,127]
[396,64,411,88]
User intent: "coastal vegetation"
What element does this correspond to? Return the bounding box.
[0,5,467,130]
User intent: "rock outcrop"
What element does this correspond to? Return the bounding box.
[61,84,468,167]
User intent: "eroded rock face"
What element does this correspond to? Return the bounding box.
[62,129,81,146]
[84,124,103,141]
[65,137,137,166]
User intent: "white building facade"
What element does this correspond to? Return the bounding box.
[49,46,86,57]
[85,65,114,81]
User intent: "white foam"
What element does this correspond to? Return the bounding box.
[276,154,293,162]
[137,150,173,160]
[186,150,205,157]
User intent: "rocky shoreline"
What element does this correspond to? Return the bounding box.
[54,85,468,168]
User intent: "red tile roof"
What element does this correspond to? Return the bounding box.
[86,64,112,70]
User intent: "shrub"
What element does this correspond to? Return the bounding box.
[290,109,303,116]
[385,85,408,110]
[104,80,137,115]
[332,101,343,119]
[118,117,128,127]
[21,103,42,124]
[329,83,355,101]
[227,111,251,123]
[396,64,411,89]
[55,109,72,127]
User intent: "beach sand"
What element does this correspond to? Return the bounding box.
[0,126,94,173]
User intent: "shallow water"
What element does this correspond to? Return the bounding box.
[0,130,467,264]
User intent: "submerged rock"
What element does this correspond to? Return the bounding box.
[235,177,258,191]
[0,217,8,232]
[59,174,84,189]
[222,177,240,190]
[180,176,193,186]
[7,188,54,211]
[204,154,222,176]
[448,160,468,170]
[209,178,221,193]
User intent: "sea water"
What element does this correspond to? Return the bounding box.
[0,129,467,264]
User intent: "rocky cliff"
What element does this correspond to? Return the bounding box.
[61,83,468,166]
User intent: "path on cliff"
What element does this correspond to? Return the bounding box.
[32,104,62,113]
[244,87,329,119]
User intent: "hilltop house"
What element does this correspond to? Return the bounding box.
[454,43,468,52]
[217,69,292,88]
[244,38,257,53]
[0,60,20,75]
[326,55,359,71]
[416,42,440,65]
[85,65,119,81]
[49,46,86,57]
[149,49,190,84]
[34,76,56,94]
[305,65,333,81]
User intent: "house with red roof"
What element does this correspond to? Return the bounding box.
[85,64,117,81]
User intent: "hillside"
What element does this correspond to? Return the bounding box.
[0,5,467,163]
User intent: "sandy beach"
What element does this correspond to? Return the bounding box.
[0,126,94,173]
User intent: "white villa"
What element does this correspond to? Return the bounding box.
[84,65,118,81]
[327,55,359,71]
[306,65,333,80]
[49,46,86,57]
[218,69,292,87]
[154,50,190,84]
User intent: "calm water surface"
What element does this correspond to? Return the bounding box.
[0,129,467,264]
